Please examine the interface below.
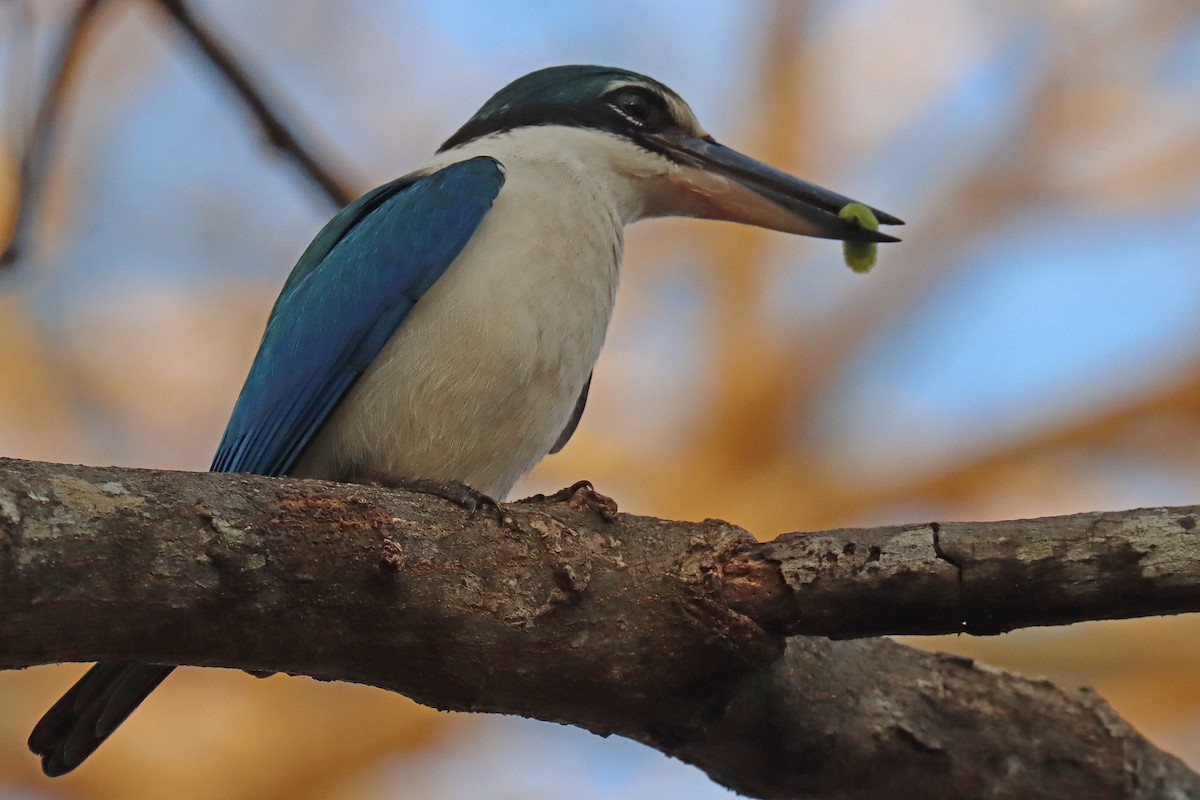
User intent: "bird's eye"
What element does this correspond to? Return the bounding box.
[608,89,656,126]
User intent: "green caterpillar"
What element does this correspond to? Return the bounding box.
[839,203,879,274]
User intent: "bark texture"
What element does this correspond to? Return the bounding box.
[1,457,1197,799]
[756,508,1200,636]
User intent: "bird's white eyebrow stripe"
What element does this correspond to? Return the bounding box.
[602,79,643,93]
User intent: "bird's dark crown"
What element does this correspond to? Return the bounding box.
[438,65,697,152]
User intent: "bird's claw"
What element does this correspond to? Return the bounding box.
[521,479,594,504]
[348,473,512,526]
[517,480,618,522]
[411,478,511,525]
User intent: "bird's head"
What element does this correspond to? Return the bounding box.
[440,65,901,242]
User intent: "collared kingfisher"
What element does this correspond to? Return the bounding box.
[29,65,901,776]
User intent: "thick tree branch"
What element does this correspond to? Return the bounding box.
[0,457,1196,799]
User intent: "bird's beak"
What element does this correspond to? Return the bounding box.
[648,133,903,242]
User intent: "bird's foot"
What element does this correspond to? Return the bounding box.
[413,478,508,524]
[348,472,510,526]
[517,480,618,523]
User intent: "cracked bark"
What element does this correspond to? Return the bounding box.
[754,510,1200,637]
[1,456,1198,799]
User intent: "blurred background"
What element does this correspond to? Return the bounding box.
[2,0,1199,797]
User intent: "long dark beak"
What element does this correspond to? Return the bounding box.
[648,133,903,243]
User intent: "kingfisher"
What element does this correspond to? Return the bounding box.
[28,65,901,776]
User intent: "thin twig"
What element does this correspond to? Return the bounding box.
[150,0,358,208]
[1,0,108,269]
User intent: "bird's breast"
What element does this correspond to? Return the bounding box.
[294,153,625,498]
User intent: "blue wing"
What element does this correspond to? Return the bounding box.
[211,156,506,476]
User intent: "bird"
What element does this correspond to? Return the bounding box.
[28,64,901,776]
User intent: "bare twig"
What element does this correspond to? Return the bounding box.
[1,0,358,272]
[149,0,358,208]
[1,0,108,269]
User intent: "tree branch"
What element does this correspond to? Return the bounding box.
[1,456,1196,799]
[149,0,358,208]
[1,0,357,271]
[754,508,1200,637]
[1,0,109,269]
